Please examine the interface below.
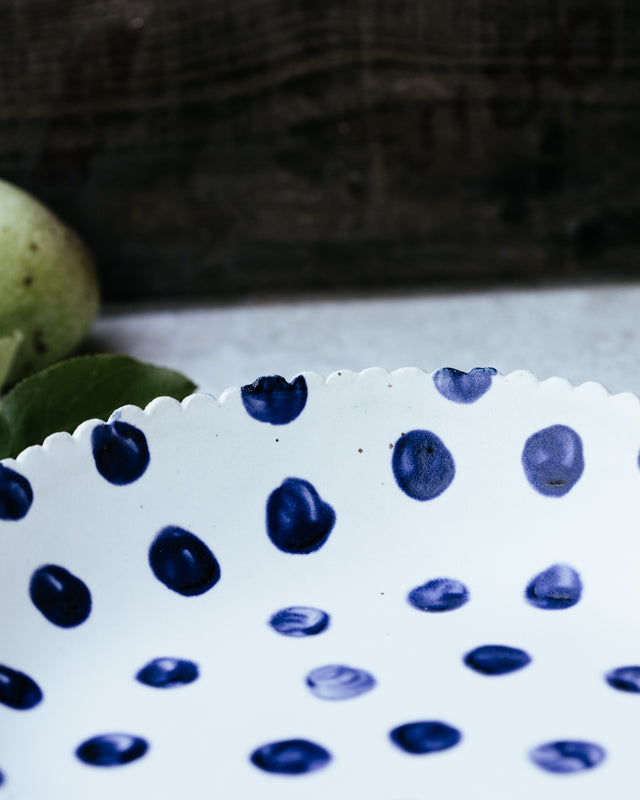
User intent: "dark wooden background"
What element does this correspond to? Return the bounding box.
[1,0,638,302]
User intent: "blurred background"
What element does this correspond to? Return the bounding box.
[2,0,638,304]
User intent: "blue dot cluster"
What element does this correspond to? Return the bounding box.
[408,564,583,616]
[408,577,469,612]
[529,740,606,774]
[433,367,497,404]
[241,375,307,425]
[1,371,638,787]
[76,734,149,767]
[390,721,461,754]
[149,526,221,596]
[464,645,531,676]
[136,658,199,689]
[29,565,92,628]
[266,477,336,554]
[306,664,376,701]
[0,464,33,521]
[269,606,330,636]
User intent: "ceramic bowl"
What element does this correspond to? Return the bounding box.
[2,367,640,799]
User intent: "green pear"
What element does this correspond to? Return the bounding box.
[0,179,99,389]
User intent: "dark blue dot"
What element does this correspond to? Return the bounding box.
[0,464,33,521]
[605,666,640,693]
[0,769,4,786]
[390,721,462,755]
[464,645,532,676]
[29,564,92,628]
[75,733,149,767]
[149,526,221,596]
[136,657,199,688]
[266,478,336,554]
[269,606,330,637]
[306,664,376,700]
[250,739,331,775]
[521,424,584,497]
[433,367,497,404]
[529,740,606,774]
[408,577,469,612]
[392,430,455,501]
[91,421,150,486]
[0,665,43,710]
[241,375,308,425]
[526,563,582,610]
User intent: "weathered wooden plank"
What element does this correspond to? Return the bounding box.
[0,0,638,300]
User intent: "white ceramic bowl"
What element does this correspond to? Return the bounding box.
[2,367,640,799]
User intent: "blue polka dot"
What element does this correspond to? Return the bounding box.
[521,424,584,497]
[390,721,462,755]
[0,769,4,786]
[29,564,92,628]
[408,577,469,612]
[433,367,497,404]
[136,657,199,688]
[605,666,640,693]
[266,478,336,554]
[0,464,32,521]
[241,375,308,425]
[75,733,149,767]
[149,526,220,596]
[464,645,531,676]
[392,430,455,501]
[525,563,582,610]
[269,606,330,637]
[91,421,150,485]
[529,741,605,774]
[0,665,42,710]
[250,739,331,775]
[306,664,376,700]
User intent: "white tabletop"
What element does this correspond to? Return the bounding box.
[92,283,640,398]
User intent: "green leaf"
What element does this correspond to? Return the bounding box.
[0,330,24,392]
[0,354,197,460]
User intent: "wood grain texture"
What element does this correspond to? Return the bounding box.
[1,0,639,301]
